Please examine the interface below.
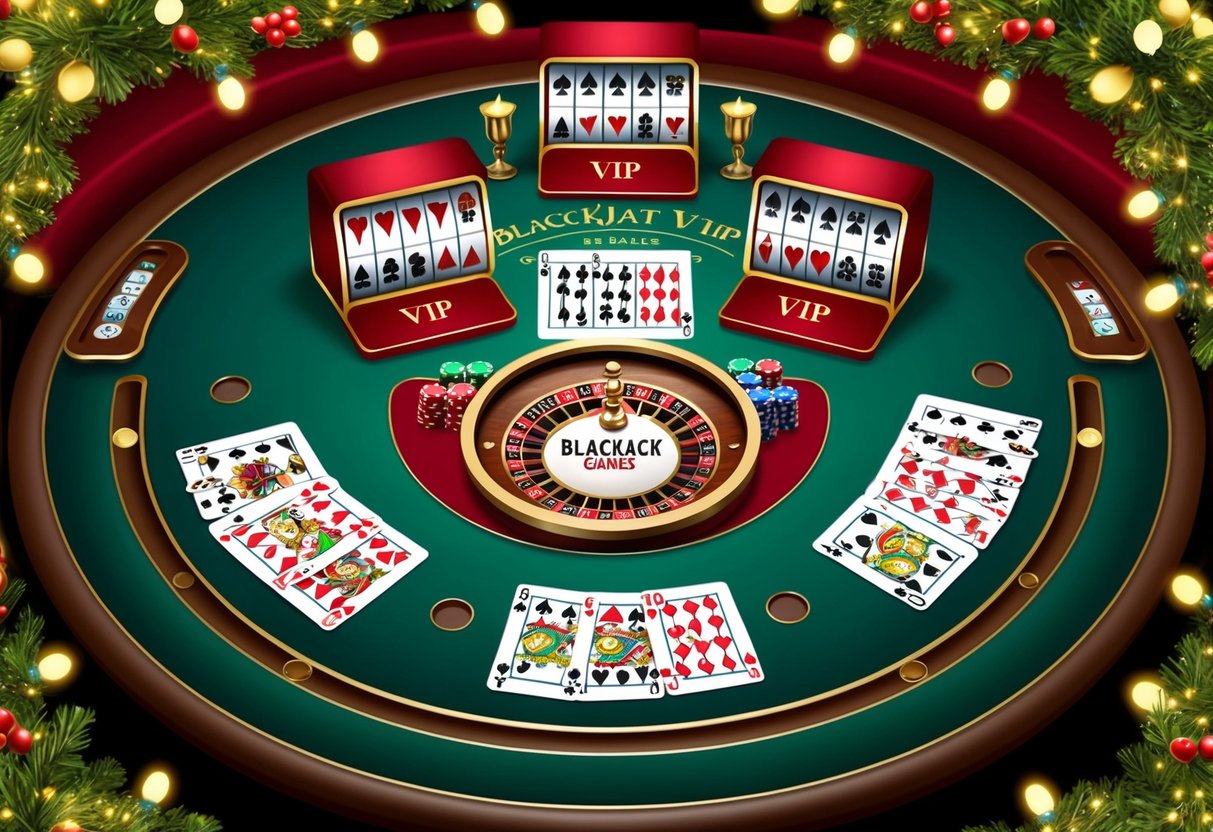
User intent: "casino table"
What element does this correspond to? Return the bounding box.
[7,12,1205,831]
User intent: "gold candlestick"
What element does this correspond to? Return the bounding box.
[720,97,758,180]
[479,94,518,181]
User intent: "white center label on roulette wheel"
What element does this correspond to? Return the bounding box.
[542,413,678,498]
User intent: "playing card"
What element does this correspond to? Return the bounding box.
[208,478,381,594]
[279,523,429,630]
[813,496,978,610]
[875,450,1023,517]
[568,592,664,701]
[176,422,327,520]
[640,582,763,695]
[487,584,591,700]
[537,249,694,340]
[903,394,1043,455]
[866,477,1004,549]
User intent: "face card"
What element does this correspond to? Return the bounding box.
[279,523,429,630]
[813,496,978,610]
[487,584,591,700]
[176,422,327,520]
[208,478,381,590]
[640,582,763,696]
[537,249,694,340]
[568,592,664,701]
[866,477,1004,549]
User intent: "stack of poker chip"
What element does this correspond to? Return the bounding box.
[438,361,467,388]
[728,357,797,440]
[747,388,778,442]
[444,383,478,431]
[772,385,799,431]
[754,358,783,389]
[465,360,495,388]
[416,383,448,429]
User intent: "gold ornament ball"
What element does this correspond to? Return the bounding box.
[11,0,35,10]
[1089,65,1135,104]
[1194,16,1213,37]
[0,39,33,73]
[57,60,96,103]
[1159,0,1191,27]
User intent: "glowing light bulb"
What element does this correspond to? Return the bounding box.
[475,2,506,36]
[1134,19,1164,55]
[982,77,1013,111]
[1145,282,1181,313]
[1024,782,1057,817]
[761,0,800,14]
[1127,188,1163,219]
[139,770,171,805]
[36,651,72,683]
[1171,573,1206,606]
[827,31,858,64]
[1130,678,1167,710]
[217,76,246,111]
[12,252,44,284]
[351,28,379,63]
[153,0,183,24]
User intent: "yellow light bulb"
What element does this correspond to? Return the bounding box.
[217,76,246,111]
[57,61,96,103]
[351,28,379,63]
[1145,283,1180,313]
[982,77,1013,112]
[1127,188,1163,219]
[1193,16,1213,37]
[139,770,171,805]
[1159,0,1192,28]
[761,0,800,14]
[1024,783,1057,817]
[475,2,506,36]
[153,0,183,24]
[0,39,34,73]
[1090,65,1135,104]
[827,32,858,64]
[1130,678,1168,710]
[1172,573,1206,606]
[12,252,44,284]
[1134,19,1165,54]
[37,651,72,683]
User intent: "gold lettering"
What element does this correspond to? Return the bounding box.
[639,209,661,224]
[400,299,454,324]
[544,212,567,229]
[778,295,831,322]
[673,209,699,229]
[616,208,639,225]
[582,204,604,226]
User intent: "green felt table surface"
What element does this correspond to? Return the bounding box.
[41,82,1167,805]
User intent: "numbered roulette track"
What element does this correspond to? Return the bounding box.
[7,12,1205,831]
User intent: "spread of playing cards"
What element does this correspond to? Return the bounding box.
[813,395,1043,609]
[18,11,1203,830]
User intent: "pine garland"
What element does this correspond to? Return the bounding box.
[0,0,456,261]
[803,0,1213,365]
[963,611,1213,832]
[0,568,221,830]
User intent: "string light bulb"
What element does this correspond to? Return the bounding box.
[57,61,96,103]
[827,29,858,64]
[1134,19,1165,54]
[474,1,507,36]
[11,251,44,284]
[1127,187,1164,220]
[153,0,183,24]
[0,39,33,73]
[1145,278,1184,313]
[1023,780,1058,824]
[217,76,246,111]
[1090,65,1135,103]
[350,24,379,63]
[761,0,800,15]
[139,770,171,805]
[981,76,1013,112]
[36,647,75,685]
[1128,675,1169,711]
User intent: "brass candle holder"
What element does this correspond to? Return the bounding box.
[720,97,758,180]
[479,94,518,181]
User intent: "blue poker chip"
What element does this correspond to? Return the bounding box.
[736,372,763,390]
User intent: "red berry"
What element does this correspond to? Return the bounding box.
[171,24,199,53]
[265,11,282,28]
[935,22,956,45]
[0,709,13,735]
[1205,233,1213,249]
[0,1,10,22]
[0,734,7,751]
[1002,17,1031,45]
[909,1,933,24]
[1201,251,1213,271]
[1033,17,1056,40]
[250,15,267,34]
[1199,735,1213,761]
[266,27,286,47]
[932,0,951,19]
[7,727,32,756]
[0,606,8,622]
[282,18,301,37]
[1172,737,1199,764]
[281,5,298,19]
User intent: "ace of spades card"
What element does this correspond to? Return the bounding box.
[568,592,664,701]
[641,582,763,695]
[488,584,592,699]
